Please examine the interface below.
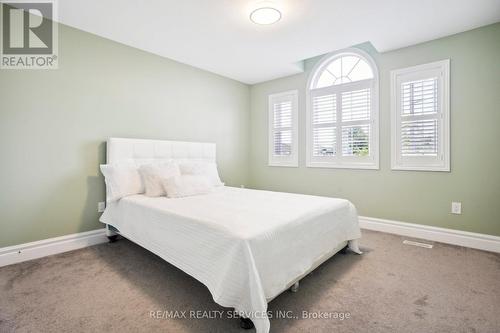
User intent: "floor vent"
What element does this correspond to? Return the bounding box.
[403,240,433,249]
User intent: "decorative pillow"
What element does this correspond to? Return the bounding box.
[162,175,212,198]
[178,161,223,187]
[100,162,144,202]
[138,161,180,197]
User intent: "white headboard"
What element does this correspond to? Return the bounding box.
[106,137,216,164]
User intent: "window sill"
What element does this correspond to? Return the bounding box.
[268,162,298,168]
[306,162,379,170]
[391,165,450,172]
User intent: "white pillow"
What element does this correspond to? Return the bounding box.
[162,175,212,198]
[100,162,144,202]
[178,161,223,187]
[138,161,180,197]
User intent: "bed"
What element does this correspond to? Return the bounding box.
[100,138,362,333]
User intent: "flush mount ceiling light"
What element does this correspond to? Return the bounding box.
[250,7,281,25]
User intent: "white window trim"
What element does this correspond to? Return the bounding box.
[390,59,450,172]
[268,90,299,167]
[306,48,379,170]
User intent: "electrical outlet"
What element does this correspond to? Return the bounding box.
[451,202,462,214]
[240,185,245,188]
[98,201,106,213]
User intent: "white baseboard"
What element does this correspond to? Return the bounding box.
[359,216,500,253]
[0,229,108,268]
[1,217,498,268]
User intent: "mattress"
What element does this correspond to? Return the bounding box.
[100,186,361,333]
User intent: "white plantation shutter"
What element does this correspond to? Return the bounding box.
[400,78,439,157]
[272,100,292,156]
[312,93,336,156]
[342,88,371,121]
[268,91,298,167]
[342,124,370,156]
[341,88,371,157]
[313,126,336,156]
[401,119,438,156]
[307,49,379,169]
[391,60,450,171]
[401,78,438,116]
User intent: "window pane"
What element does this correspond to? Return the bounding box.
[314,55,374,89]
[313,94,336,124]
[348,59,374,82]
[342,89,370,121]
[326,58,342,78]
[341,56,360,79]
[342,124,370,156]
[336,77,350,85]
[273,100,292,128]
[401,119,438,156]
[313,127,336,156]
[316,70,336,89]
[401,78,438,116]
[273,130,292,156]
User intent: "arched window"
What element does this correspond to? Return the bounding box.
[306,48,379,169]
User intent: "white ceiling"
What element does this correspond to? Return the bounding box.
[58,0,500,84]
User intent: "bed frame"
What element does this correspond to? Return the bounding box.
[104,137,357,329]
[104,137,216,239]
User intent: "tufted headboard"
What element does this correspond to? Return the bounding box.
[106,137,216,165]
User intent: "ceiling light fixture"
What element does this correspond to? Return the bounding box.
[250,6,281,25]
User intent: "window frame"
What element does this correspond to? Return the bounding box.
[268,90,299,167]
[306,48,379,169]
[390,59,450,172]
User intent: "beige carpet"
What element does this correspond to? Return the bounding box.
[1,230,499,333]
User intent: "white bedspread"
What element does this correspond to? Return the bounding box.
[100,186,361,333]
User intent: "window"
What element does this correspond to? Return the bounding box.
[306,48,379,169]
[268,90,298,167]
[390,60,450,171]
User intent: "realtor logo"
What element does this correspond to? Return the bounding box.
[1,0,58,69]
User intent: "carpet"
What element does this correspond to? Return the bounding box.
[1,230,499,332]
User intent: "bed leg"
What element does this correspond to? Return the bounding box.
[290,281,299,293]
[348,239,363,254]
[106,224,118,243]
[107,235,118,243]
[240,317,254,330]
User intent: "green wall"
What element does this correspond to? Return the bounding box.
[0,24,250,247]
[1,22,499,249]
[249,23,500,236]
